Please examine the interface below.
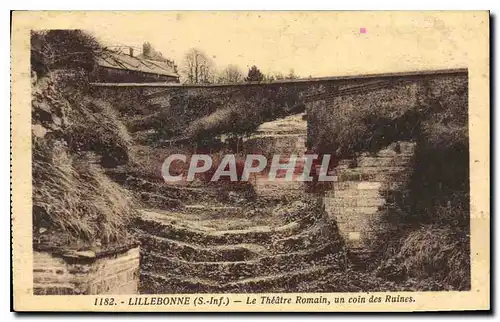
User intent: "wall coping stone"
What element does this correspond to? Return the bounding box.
[34,241,140,262]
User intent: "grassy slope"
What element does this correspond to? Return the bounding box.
[32,71,138,251]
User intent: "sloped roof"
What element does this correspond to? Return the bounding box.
[96,52,179,78]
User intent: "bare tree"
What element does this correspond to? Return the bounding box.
[274,72,285,80]
[182,48,215,84]
[216,64,243,84]
[286,68,299,79]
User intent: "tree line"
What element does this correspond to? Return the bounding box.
[181,48,300,84]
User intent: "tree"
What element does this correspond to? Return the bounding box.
[244,65,264,82]
[274,72,285,80]
[31,30,103,78]
[141,42,178,73]
[264,74,275,82]
[142,42,169,62]
[286,68,299,80]
[217,64,243,84]
[182,48,215,84]
[142,42,153,58]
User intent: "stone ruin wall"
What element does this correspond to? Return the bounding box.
[242,113,308,199]
[305,80,427,256]
[324,142,416,255]
[88,71,466,257]
[33,246,140,295]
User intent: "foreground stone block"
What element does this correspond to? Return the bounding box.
[33,244,140,295]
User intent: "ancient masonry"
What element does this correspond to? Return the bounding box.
[35,69,462,294]
[33,245,140,295]
[136,203,344,293]
[244,112,417,257]
[243,112,307,199]
[324,142,416,256]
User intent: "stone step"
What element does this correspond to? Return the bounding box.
[136,210,317,247]
[336,167,413,182]
[117,176,226,205]
[137,233,268,262]
[139,192,184,209]
[356,155,414,168]
[224,265,332,293]
[141,242,344,283]
[139,207,284,231]
[271,218,340,254]
[140,265,332,294]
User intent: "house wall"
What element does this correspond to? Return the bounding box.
[93,67,179,83]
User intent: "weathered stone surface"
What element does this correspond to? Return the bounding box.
[323,141,416,254]
[243,113,308,199]
[33,247,140,295]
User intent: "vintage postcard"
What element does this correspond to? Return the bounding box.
[11,11,490,312]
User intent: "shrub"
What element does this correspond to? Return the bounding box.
[308,75,470,289]
[308,82,422,160]
[31,29,102,79]
[182,86,304,143]
[376,225,470,290]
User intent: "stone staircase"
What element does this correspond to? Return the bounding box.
[108,96,350,293]
[135,196,346,294]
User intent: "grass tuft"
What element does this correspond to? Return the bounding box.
[33,138,138,249]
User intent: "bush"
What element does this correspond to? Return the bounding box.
[182,86,305,143]
[376,225,470,290]
[31,30,102,78]
[92,87,158,118]
[308,83,422,160]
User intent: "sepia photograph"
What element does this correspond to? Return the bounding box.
[11,11,490,312]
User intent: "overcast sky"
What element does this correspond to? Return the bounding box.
[77,11,480,78]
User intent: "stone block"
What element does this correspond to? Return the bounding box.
[333,188,380,199]
[33,246,140,295]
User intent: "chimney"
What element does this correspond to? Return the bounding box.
[129,47,134,57]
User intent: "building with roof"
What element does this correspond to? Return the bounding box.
[93,48,179,83]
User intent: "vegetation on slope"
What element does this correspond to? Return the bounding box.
[308,76,470,290]
[31,30,138,250]
[126,86,305,145]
